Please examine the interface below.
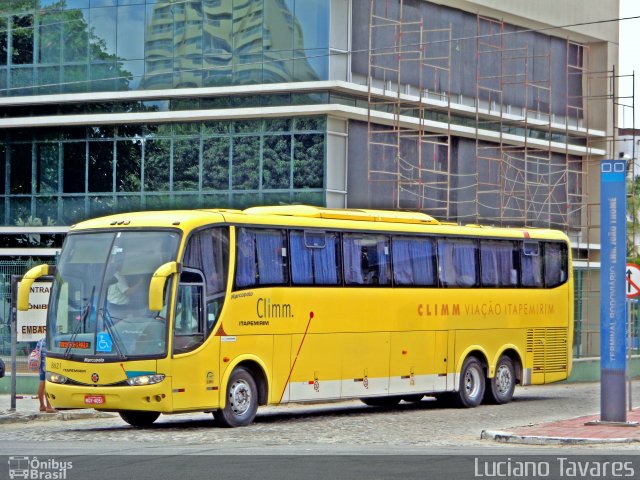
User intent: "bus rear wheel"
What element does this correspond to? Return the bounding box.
[484,355,516,404]
[119,410,160,427]
[214,367,258,428]
[453,356,485,408]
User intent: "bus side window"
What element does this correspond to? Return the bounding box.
[173,270,205,354]
[183,227,229,337]
[290,230,340,285]
[235,228,288,288]
[544,242,567,287]
[343,234,390,285]
[392,236,436,286]
[522,241,543,287]
[480,240,518,287]
[437,238,478,287]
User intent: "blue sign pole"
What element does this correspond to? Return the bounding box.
[600,159,627,422]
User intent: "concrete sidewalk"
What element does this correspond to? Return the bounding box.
[482,409,640,445]
[0,394,114,424]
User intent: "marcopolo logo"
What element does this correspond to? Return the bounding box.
[8,456,73,479]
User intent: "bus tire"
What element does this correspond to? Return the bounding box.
[214,367,258,428]
[484,355,516,404]
[119,410,160,427]
[454,356,485,408]
[360,396,402,407]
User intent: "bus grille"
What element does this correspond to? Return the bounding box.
[526,328,568,373]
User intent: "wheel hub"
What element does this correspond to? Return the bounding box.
[229,379,252,416]
[464,368,481,398]
[495,365,512,394]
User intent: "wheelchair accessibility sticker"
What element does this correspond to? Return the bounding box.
[96,332,113,353]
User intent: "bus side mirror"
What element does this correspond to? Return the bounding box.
[17,264,55,311]
[149,262,181,312]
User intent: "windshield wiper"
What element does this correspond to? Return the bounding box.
[64,286,95,360]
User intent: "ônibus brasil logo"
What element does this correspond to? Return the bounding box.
[8,456,73,480]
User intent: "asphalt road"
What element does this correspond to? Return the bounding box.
[2,381,640,456]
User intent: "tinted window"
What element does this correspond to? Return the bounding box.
[235,228,288,288]
[522,241,543,287]
[183,227,229,296]
[173,271,205,354]
[544,242,568,288]
[480,240,518,287]
[437,238,478,287]
[343,233,390,285]
[290,230,340,285]
[392,236,436,286]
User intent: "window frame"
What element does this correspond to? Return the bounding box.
[228,224,569,292]
[479,239,519,288]
[289,229,341,286]
[172,268,206,355]
[436,237,479,288]
[234,226,289,290]
[342,232,391,286]
[391,235,437,287]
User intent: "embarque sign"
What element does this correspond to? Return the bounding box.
[16,281,51,342]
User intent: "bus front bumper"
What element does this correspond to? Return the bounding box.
[46,381,173,413]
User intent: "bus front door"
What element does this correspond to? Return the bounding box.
[170,280,220,411]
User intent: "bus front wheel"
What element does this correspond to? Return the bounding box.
[119,410,160,427]
[214,367,259,428]
[454,356,485,408]
[484,355,516,404]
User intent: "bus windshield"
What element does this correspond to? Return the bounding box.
[47,230,180,359]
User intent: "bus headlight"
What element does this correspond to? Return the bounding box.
[126,374,165,386]
[46,372,68,384]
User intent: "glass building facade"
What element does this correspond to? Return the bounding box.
[2,116,326,225]
[0,0,328,95]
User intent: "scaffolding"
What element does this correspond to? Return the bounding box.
[365,0,634,359]
[367,0,455,220]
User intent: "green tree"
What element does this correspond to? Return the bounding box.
[203,137,230,190]
[1,0,134,94]
[232,136,260,190]
[263,135,291,189]
[293,134,324,189]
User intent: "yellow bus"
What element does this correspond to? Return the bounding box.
[18,205,573,427]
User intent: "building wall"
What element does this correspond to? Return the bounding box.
[0,0,621,358]
[443,0,618,44]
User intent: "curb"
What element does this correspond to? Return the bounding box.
[481,429,640,445]
[0,410,116,425]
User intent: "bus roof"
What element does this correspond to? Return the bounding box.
[242,205,440,225]
[69,206,569,242]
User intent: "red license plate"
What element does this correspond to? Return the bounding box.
[84,395,105,405]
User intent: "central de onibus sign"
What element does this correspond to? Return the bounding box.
[16,281,51,342]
